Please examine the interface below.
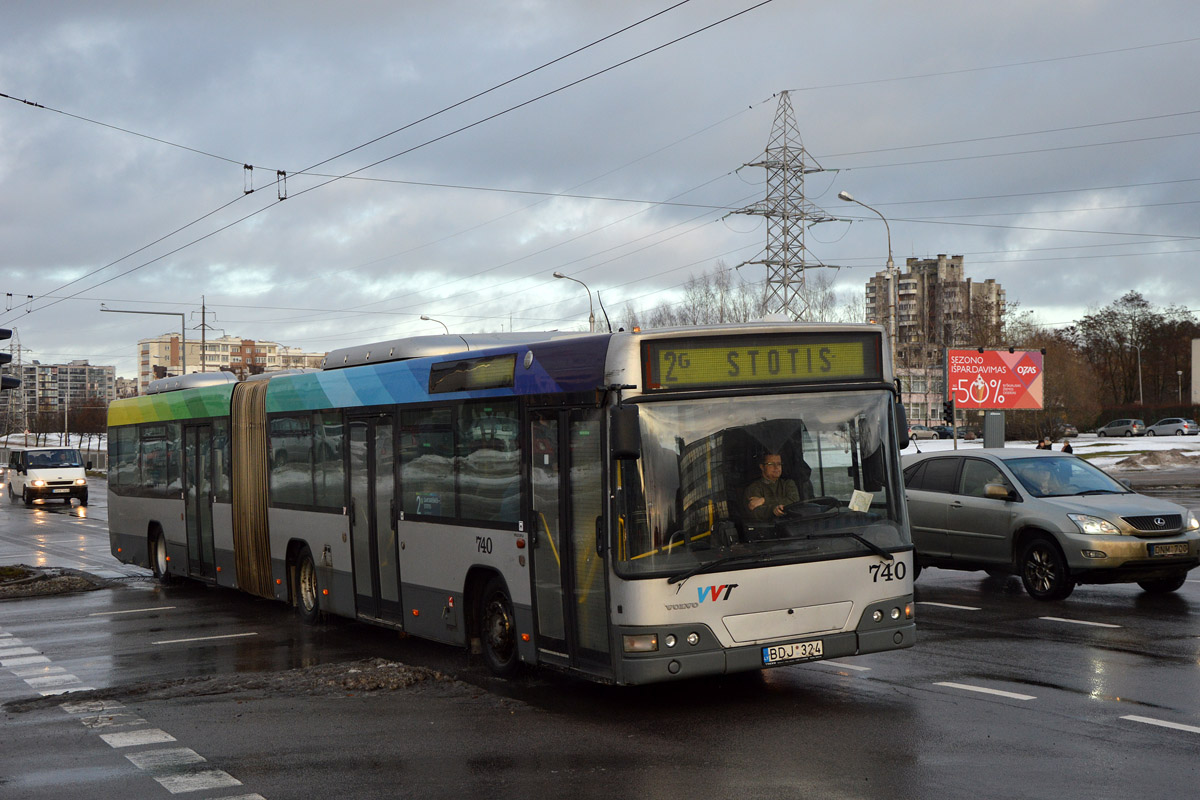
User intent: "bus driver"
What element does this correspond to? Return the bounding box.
[744,453,800,521]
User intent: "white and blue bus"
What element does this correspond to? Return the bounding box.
[107,322,914,684]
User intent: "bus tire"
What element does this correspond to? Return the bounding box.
[151,530,173,585]
[479,575,519,678]
[295,546,320,624]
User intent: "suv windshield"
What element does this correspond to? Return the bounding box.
[27,449,84,468]
[614,391,909,578]
[1007,456,1129,498]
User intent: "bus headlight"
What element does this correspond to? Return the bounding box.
[1068,514,1120,535]
[622,634,658,653]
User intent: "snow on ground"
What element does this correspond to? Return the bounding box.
[902,434,1200,470]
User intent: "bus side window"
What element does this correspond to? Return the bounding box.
[400,407,456,518]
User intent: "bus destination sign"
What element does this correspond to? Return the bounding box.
[643,332,881,391]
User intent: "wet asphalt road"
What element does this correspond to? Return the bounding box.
[2,477,1199,798]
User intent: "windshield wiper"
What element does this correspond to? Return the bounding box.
[804,531,894,561]
[667,546,799,585]
[1075,489,1128,495]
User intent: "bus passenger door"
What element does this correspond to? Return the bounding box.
[529,409,611,676]
[182,424,216,581]
[347,415,403,624]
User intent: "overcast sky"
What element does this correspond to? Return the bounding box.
[3,1,1198,378]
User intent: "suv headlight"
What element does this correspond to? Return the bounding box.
[1068,514,1121,535]
[1187,511,1199,531]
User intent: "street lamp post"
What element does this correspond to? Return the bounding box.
[420,315,450,335]
[1178,370,1183,403]
[552,271,595,333]
[837,191,896,344]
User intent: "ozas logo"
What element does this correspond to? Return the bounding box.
[698,584,738,603]
[1016,365,1038,375]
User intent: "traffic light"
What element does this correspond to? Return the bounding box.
[942,398,955,426]
[0,328,17,391]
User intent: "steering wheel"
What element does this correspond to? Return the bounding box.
[780,497,843,519]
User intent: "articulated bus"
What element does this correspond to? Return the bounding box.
[107,322,915,684]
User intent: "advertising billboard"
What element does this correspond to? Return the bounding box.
[947,349,1043,410]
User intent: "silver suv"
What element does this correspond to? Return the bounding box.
[902,449,1200,600]
[1096,418,1145,437]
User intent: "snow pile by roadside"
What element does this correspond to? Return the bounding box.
[1111,449,1200,470]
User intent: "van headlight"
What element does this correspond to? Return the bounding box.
[1068,514,1120,535]
[31,479,46,488]
[1187,511,1199,531]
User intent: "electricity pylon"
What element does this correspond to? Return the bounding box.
[735,91,835,320]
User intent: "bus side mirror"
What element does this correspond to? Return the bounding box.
[895,400,910,450]
[611,405,641,460]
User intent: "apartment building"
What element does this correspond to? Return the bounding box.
[136,333,327,393]
[865,254,1005,426]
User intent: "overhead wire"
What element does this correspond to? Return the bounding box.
[0,0,719,326]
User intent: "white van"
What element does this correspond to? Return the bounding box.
[5,447,90,507]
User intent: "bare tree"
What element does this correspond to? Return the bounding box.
[625,263,861,330]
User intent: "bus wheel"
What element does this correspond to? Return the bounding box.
[295,546,320,624]
[479,576,519,678]
[151,531,172,584]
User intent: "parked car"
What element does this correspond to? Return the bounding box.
[1058,423,1079,438]
[931,425,955,439]
[1145,418,1199,436]
[908,425,940,440]
[1096,418,1145,437]
[901,448,1200,600]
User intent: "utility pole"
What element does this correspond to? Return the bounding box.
[734,91,836,320]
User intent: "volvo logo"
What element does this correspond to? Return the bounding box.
[1154,517,1166,527]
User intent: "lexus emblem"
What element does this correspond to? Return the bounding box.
[1154,517,1166,527]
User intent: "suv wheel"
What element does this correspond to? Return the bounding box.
[1138,575,1186,594]
[1020,537,1075,600]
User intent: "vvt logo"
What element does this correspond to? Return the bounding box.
[697,584,738,603]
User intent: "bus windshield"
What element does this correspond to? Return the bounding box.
[614,391,909,578]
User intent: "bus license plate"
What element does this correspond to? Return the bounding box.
[52,488,70,494]
[762,640,823,666]
[1149,542,1189,557]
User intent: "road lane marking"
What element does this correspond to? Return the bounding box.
[81,713,148,729]
[153,632,258,645]
[90,606,176,616]
[935,682,1036,701]
[11,665,66,678]
[1039,616,1122,628]
[1122,715,1200,734]
[157,770,244,794]
[25,673,86,689]
[37,684,94,695]
[0,655,50,667]
[0,646,39,657]
[917,601,981,611]
[101,729,177,748]
[125,748,243,795]
[819,661,872,671]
